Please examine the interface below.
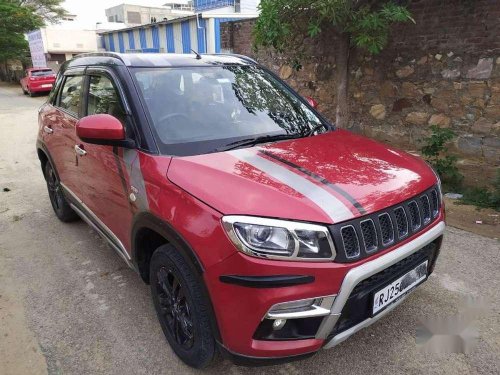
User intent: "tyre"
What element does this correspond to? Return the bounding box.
[44,161,79,222]
[28,89,35,97]
[22,87,27,95]
[150,244,217,369]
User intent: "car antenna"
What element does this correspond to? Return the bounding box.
[191,48,202,60]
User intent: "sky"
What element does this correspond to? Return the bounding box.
[61,0,171,28]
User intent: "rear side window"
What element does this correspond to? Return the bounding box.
[87,75,126,124]
[58,75,84,116]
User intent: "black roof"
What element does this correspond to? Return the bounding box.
[63,52,256,70]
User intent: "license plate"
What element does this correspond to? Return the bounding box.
[41,84,52,88]
[372,260,428,315]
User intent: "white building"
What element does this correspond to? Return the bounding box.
[105,2,194,27]
[27,23,99,71]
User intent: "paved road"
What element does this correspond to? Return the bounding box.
[0,83,499,375]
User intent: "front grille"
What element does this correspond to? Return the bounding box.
[328,241,439,338]
[331,185,441,263]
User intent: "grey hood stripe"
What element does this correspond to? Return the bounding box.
[229,149,354,223]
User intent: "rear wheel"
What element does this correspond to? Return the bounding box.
[150,244,217,368]
[44,161,79,222]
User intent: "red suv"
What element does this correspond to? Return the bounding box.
[21,67,56,96]
[37,53,445,368]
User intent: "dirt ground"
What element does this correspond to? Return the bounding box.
[1,83,499,375]
[443,198,499,239]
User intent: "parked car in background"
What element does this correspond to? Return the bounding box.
[21,68,56,96]
[36,53,445,369]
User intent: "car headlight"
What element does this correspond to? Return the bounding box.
[221,216,336,261]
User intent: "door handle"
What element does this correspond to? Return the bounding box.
[74,144,87,156]
[43,126,53,134]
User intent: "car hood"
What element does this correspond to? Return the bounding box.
[167,130,437,224]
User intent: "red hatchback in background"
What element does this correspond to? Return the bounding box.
[36,53,445,369]
[21,67,56,96]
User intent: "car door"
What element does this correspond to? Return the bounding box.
[76,70,137,252]
[41,70,85,200]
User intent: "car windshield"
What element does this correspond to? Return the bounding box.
[133,65,329,156]
[31,69,54,77]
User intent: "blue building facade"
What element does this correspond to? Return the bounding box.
[100,15,243,55]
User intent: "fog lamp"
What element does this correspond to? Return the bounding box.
[272,319,287,330]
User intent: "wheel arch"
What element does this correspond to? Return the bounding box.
[131,212,205,283]
[36,142,55,180]
[131,211,223,343]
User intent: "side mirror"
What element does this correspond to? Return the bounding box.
[306,97,318,109]
[76,114,133,147]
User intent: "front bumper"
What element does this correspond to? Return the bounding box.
[206,219,445,361]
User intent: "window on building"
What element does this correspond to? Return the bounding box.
[127,11,141,24]
[58,75,84,116]
[87,75,126,124]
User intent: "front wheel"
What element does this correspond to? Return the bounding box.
[150,244,217,368]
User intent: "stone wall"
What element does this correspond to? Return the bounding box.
[221,0,500,187]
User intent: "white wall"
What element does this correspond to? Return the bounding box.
[42,28,98,54]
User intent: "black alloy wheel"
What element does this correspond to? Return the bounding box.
[156,266,194,349]
[44,162,79,222]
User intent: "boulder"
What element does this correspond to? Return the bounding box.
[406,112,429,125]
[428,113,451,128]
[466,58,494,79]
[441,69,461,79]
[370,104,387,120]
[279,65,293,80]
[396,66,415,78]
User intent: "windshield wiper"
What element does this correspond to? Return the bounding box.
[305,123,330,137]
[215,133,303,152]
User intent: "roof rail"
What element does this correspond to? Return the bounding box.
[73,52,126,63]
[204,53,257,65]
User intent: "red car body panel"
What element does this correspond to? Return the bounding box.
[21,68,56,93]
[168,130,436,224]
[37,54,445,364]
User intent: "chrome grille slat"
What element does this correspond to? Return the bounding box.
[360,219,378,253]
[332,185,442,262]
[408,200,421,231]
[378,213,395,246]
[340,225,360,259]
[420,195,431,225]
[430,189,439,218]
[394,206,409,239]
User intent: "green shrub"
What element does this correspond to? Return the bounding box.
[459,170,500,211]
[420,125,463,190]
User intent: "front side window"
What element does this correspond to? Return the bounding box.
[49,72,64,104]
[133,65,327,156]
[87,75,126,124]
[58,75,84,116]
